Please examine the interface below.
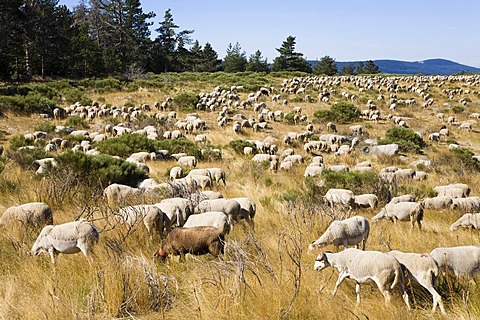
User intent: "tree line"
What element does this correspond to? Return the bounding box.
[0,0,380,81]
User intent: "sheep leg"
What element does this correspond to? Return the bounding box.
[48,247,57,265]
[355,283,361,305]
[425,285,445,314]
[332,271,348,296]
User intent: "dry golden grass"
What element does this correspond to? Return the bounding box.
[1,75,480,319]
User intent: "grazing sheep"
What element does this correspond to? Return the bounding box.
[354,194,378,209]
[386,250,445,314]
[153,202,182,230]
[309,216,370,251]
[434,183,470,198]
[169,166,184,180]
[31,220,99,264]
[103,183,143,206]
[154,226,225,262]
[451,197,480,211]
[388,194,416,204]
[372,202,424,229]
[160,198,194,227]
[0,202,53,229]
[450,213,480,231]
[324,188,355,208]
[183,211,230,235]
[429,246,480,280]
[197,198,244,226]
[206,167,227,186]
[115,205,166,239]
[314,248,410,309]
[421,196,453,210]
[304,165,323,177]
[177,155,197,168]
[230,197,256,228]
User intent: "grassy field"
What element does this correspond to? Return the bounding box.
[1,73,480,319]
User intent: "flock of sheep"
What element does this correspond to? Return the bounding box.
[3,73,480,316]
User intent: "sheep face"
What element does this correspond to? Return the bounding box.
[154,245,168,261]
[313,253,331,271]
[372,209,386,222]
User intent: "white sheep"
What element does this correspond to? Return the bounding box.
[115,205,166,238]
[429,246,480,280]
[387,250,445,314]
[314,248,410,309]
[388,194,416,204]
[177,155,197,168]
[31,220,99,264]
[324,188,355,208]
[309,216,370,251]
[354,194,378,209]
[421,196,453,210]
[183,211,230,235]
[450,213,480,231]
[372,202,424,229]
[0,202,53,230]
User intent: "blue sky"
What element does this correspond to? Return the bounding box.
[58,0,480,67]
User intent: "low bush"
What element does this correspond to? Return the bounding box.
[228,139,257,154]
[173,92,199,111]
[313,102,361,124]
[378,127,425,153]
[321,169,378,195]
[6,147,50,169]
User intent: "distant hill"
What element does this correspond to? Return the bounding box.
[309,59,480,75]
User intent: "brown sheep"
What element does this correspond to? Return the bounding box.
[154,226,224,262]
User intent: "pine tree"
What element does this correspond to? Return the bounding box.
[223,42,247,72]
[271,36,311,72]
[340,64,355,75]
[246,50,269,72]
[313,55,337,76]
[153,8,193,73]
[356,61,364,74]
[0,0,24,79]
[364,60,381,74]
[198,42,221,72]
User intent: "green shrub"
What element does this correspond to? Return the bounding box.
[452,105,464,113]
[0,93,56,115]
[173,92,199,111]
[95,134,200,159]
[322,169,378,195]
[61,87,84,104]
[9,135,32,150]
[283,112,295,124]
[95,133,156,158]
[65,116,89,129]
[378,127,425,153]
[451,148,480,172]
[313,102,361,124]
[228,139,256,154]
[124,101,136,109]
[6,148,50,169]
[34,122,56,133]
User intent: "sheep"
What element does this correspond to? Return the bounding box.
[177,155,197,168]
[324,188,355,208]
[388,194,416,204]
[429,246,480,280]
[154,226,225,262]
[115,205,166,239]
[421,196,453,210]
[103,183,143,206]
[450,213,480,231]
[434,183,470,198]
[230,197,256,228]
[314,248,410,309]
[451,197,480,211]
[372,202,424,229]
[183,211,230,235]
[354,194,378,209]
[206,167,227,186]
[188,174,212,190]
[197,198,244,226]
[304,165,323,177]
[308,216,370,251]
[386,250,445,314]
[154,202,182,230]
[169,166,184,180]
[31,220,99,264]
[160,197,194,226]
[326,122,337,133]
[0,202,53,230]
